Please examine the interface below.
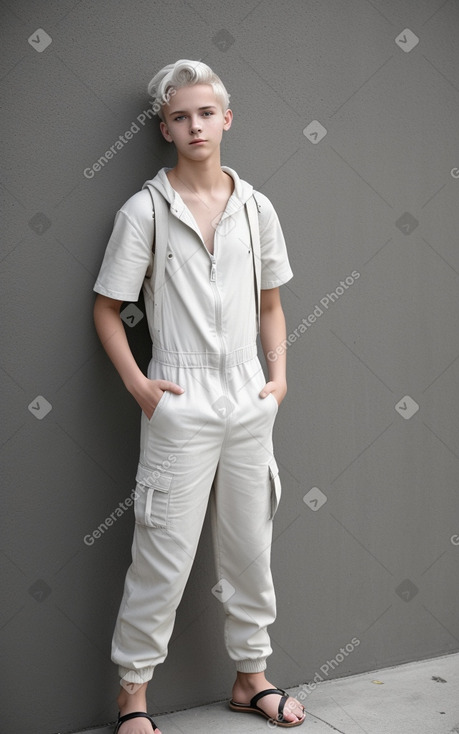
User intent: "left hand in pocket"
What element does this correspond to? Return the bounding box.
[259,380,287,406]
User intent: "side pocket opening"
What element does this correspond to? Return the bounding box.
[134,463,172,529]
[268,457,282,520]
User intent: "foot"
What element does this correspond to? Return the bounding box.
[231,672,305,725]
[116,684,161,734]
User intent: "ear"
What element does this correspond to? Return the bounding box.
[160,120,173,142]
[223,108,233,132]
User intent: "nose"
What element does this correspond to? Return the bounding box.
[190,116,202,134]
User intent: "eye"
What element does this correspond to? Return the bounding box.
[202,111,214,117]
[174,115,186,121]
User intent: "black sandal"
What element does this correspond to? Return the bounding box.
[114,711,158,732]
[229,687,305,727]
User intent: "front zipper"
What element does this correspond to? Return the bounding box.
[210,255,217,282]
[171,205,229,381]
[208,242,228,385]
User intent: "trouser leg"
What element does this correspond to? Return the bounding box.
[112,377,222,685]
[210,359,281,672]
[112,522,202,684]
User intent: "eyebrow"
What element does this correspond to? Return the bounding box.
[168,105,217,115]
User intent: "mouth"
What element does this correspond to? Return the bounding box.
[189,139,206,145]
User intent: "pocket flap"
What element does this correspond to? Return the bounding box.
[135,463,172,493]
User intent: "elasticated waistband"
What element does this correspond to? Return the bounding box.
[152,343,257,368]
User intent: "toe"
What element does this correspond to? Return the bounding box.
[282,696,306,723]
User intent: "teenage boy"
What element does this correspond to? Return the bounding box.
[93,59,305,733]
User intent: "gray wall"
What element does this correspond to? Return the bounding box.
[1,1,459,732]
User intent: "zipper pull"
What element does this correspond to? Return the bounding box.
[210,256,217,282]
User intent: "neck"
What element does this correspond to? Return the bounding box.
[172,153,225,194]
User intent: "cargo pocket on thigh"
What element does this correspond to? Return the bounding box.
[134,463,172,529]
[268,457,282,520]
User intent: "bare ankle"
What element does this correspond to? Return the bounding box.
[234,671,269,695]
[117,682,148,713]
[237,671,266,682]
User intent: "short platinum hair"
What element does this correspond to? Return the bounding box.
[147,59,230,121]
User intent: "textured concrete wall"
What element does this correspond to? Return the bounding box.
[1,1,459,732]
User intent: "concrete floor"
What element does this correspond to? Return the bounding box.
[83,653,459,734]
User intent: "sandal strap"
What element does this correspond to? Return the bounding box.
[277,693,290,722]
[114,711,157,733]
[250,687,287,712]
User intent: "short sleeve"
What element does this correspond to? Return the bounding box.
[93,189,154,301]
[255,191,293,289]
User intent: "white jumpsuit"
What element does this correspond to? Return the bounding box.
[94,167,293,685]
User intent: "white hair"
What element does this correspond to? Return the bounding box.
[147,59,230,120]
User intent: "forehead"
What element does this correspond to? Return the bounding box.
[165,84,221,113]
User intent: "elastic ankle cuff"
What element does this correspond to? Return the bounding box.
[119,666,154,685]
[236,657,267,673]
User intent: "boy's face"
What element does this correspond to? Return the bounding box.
[160,84,232,159]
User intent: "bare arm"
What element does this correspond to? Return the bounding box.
[259,287,287,406]
[93,293,183,419]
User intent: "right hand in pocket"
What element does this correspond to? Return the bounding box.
[130,375,184,420]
